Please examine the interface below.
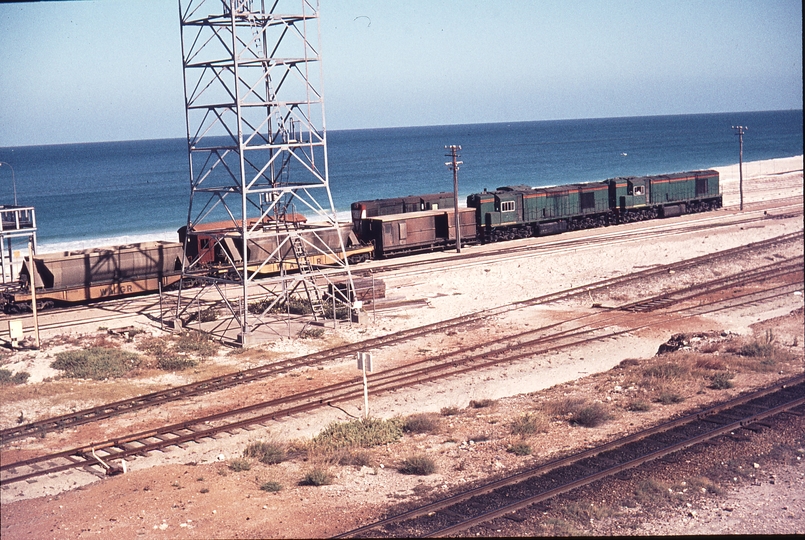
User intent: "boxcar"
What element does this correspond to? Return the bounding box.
[362,207,477,257]
[351,192,455,239]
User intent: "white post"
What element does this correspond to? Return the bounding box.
[27,241,40,349]
[357,352,373,418]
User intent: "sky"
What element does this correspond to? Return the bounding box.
[0,0,801,147]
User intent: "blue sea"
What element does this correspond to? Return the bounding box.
[1,110,801,253]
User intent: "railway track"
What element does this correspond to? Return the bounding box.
[2,232,800,446]
[336,375,805,538]
[1,248,800,485]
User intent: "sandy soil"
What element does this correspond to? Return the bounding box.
[0,155,803,538]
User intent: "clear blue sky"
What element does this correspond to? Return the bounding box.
[0,0,801,147]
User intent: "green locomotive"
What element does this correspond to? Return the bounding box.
[468,170,721,242]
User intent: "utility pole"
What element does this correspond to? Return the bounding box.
[445,145,463,253]
[732,126,746,211]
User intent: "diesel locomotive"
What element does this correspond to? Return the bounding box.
[353,169,721,256]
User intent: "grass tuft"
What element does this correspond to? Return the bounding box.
[260,481,283,492]
[398,454,437,475]
[300,467,333,486]
[469,398,495,409]
[708,371,735,389]
[0,369,30,385]
[655,390,685,404]
[626,399,652,412]
[510,412,549,436]
[506,441,532,456]
[440,405,461,416]
[336,448,373,467]
[311,417,404,451]
[403,413,440,434]
[244,440,287,465]
[228,458,251,472]
[642,363,689,379]
[570,402,612,427]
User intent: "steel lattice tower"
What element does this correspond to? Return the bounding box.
[177,0,354,345]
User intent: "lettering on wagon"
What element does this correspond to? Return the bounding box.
[99,284,134,297]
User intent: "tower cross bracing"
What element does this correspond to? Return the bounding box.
[177,0,354,345]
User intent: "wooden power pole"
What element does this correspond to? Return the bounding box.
[732,125,746,211]
[445,145,463,253]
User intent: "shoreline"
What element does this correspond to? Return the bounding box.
[13,154,805,258]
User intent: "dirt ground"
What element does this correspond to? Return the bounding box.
[0,156,803,538]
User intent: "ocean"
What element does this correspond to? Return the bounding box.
[0,109,802,254]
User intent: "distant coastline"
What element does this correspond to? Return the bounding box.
[33,154,803,255]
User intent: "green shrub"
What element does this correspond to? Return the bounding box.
[260,481,282,492]
[469,399,495,408]
[244,441,286,465]
[403,413,440,434]
[642,363,689,379]
[655,390,685,405]
[299,327,325,339]
[0,369,30,385]
[440,405,461,416]
[336,448,373,467]
[228,458,251,472]
[709,371,735,390]
[300,467,333,486]
[51,347,141,379]
[250,296,313,316]
[507,441,532,456]
[157,355,199,371]
[138,336,170,357]
[312,417,404,451]
[175,332,218,358]
[626,399,652,412]
[570,402,612,427]
[186,306,218,323]
[739,342,774,358]
[634,478,672,504]
[510,412,549,436]
[398,454,437,475]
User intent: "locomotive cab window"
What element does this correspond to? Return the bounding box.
[500,201,515,212]
[633,185,644,196]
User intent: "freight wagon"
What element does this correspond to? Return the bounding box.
[360,207,477,258]
[3,223,373,312]
[5,241,184,311]
[351,192,455,239]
